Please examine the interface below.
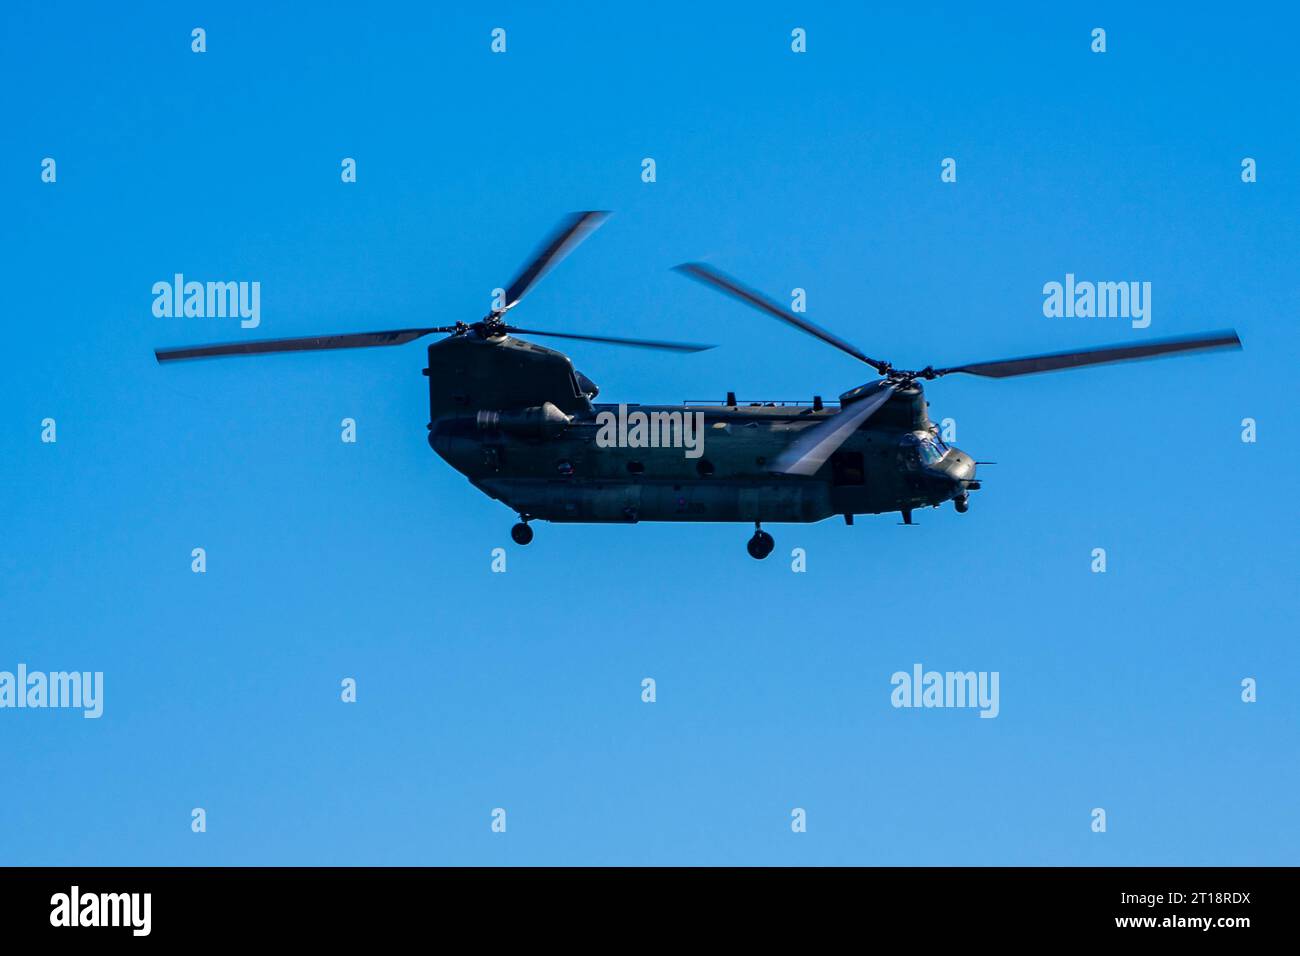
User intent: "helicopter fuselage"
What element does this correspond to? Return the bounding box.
[424,334,977,524]
[152,209,1237,557]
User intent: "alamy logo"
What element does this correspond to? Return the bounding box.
[0,664,103,718]
[595,404,706,459]
[50,886,151,936]
[1042,273,1151,328]
[890,663,999,718]
[152,274,261,328]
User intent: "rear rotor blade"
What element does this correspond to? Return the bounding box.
[674,262,889,373]
[155,327,452,363]
[935,330,1242,379]
[504,326,714,353]
[502,211,610,312]
[772,381,896,476]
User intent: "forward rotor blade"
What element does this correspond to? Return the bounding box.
[504,326,714,353]
[772,381,896,477]
[502,211,610,312]
[155,327,452,363]
[936,330,1241,379]
[674,262,889,373]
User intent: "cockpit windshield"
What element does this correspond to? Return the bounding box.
[900,432,948,467]
[918,438,946,466]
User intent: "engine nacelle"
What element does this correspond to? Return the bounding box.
[475,402,570,439]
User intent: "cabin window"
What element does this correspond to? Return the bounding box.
[556,460,574,476]
[696,459,715,477]
[626,460,645,475]
[831,451,865,486]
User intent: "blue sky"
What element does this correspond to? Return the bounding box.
[1,1,1297,865]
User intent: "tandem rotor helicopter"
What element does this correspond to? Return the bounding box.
[156,212,1241,559]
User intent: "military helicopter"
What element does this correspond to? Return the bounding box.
[156,212,1242,558]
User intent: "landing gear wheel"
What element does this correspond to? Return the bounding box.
[747,528,775,560]
[510,522,534,545]
[954,496,969,514]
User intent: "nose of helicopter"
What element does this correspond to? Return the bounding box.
[929,447,978,498]
[944,448,976,482]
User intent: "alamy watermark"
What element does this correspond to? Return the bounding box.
[50,886,150,936]
[595,404,706,459]
[0,664,103,718]
[1043,273,1151,328]
[890,663,999,718]
[152,274,261,328]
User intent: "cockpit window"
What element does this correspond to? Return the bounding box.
[918,439,945,466]
[900,433,947,467]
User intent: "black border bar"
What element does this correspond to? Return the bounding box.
[0,866,1285,941]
